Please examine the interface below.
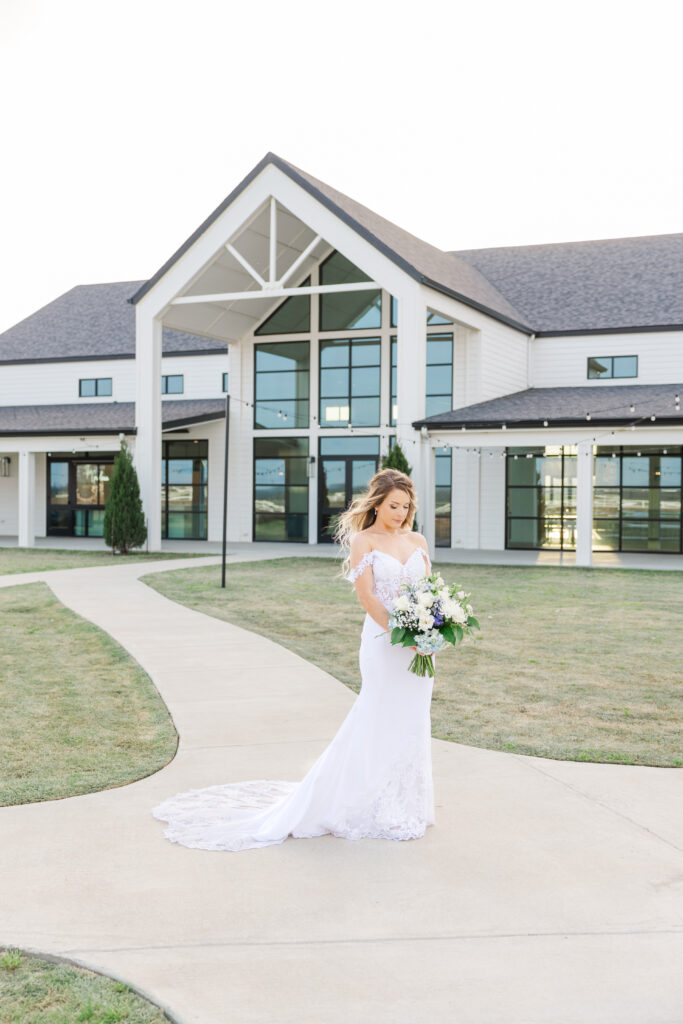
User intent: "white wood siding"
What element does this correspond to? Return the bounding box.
[0,353,229,406]
[530,331,683,387]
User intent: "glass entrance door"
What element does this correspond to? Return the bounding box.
[317,436,379,542]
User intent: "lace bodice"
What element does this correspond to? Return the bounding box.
[346,546,431,611]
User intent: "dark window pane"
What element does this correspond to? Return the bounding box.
[593,487,620,517]
[350,396,380,426]
[320,251,372,285]
[595,456,620,486]
[320,367,348,396]
[255,341,310,372]
[351,460,376,496]
[350,339,380,366]
[593,518,620,550]
[426,337,453,364]
[255,487,285,514]
[49,507,71,532]
[49,463,69,504]
[435,517,451,546]
[256,370,309,401]
[588,357,612,378]
[287,486,309,514]
[390,296,398,327]
[425,395,452,417]
[507,518,542,547]
[623,457,653,486]
[320,436,380,456]
[320,291,381,331]
[613,356,637,378]
[254,279,310,335]
[507,487,543,516]
[320,340,349,368]
[351,366,380,397]
[88,509,105,537]
[254,400,309,429]
[167,459,194,485]
[222,372,229,392]
[254,513,308,542]
[167,512,207,539]
[426,365,451,396]
[254,437,309,459]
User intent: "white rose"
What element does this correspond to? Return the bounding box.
[457,589,465,599]
[417,591,434,608]
[393,595,411,612]
[451,605,467,623]
[418,614,434,631]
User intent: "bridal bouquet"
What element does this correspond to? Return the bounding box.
[388,572,480,677]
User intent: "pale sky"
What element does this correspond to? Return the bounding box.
[1,0,681,334]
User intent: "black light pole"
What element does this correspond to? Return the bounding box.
[221,393,230,588]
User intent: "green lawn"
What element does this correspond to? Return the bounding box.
[0,583,178,806]
[0,547,203,576]
[143,557,683,768]
[0,948,169,1023]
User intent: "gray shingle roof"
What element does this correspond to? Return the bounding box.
[413,383,683,430]
[128,153,532,332]
[452,235,683,333]
[0,282,227,364]
[0,399,226,436]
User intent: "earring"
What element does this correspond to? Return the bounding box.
[374,508,377,515]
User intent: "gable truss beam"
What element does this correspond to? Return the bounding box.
[171,280,380,305]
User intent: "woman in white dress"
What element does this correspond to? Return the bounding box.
[152,468,435,850]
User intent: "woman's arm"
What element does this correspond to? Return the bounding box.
[348,536,391,630]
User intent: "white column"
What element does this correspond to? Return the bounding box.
[576,439,594,566]
[135,309,163,551]
[17,450,35,548]
[396,286,427,532]
[422,441,436,555]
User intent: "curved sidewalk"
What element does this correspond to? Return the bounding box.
[1,555,682,1024]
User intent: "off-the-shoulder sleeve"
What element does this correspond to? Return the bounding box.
[418,546,431,573]
[346,550,374,583]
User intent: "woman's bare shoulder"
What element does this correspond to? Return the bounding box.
[408,530,429,552]
[350,530,375,556]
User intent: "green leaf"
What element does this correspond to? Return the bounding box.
[402,633,417,647]
[454,624,463,641]
[442,623,456,645]
[391,627,406,644]
[468,616,480,630]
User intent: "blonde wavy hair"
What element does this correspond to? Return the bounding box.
[334,467,418,577]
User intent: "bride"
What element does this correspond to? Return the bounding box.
[152,467,435,850]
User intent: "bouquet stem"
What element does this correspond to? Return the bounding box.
[408,653,435,677]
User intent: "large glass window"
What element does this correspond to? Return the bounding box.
[254,341,310,429]
[390,332,453,423]
[318,436,379,542]
[426,333,454,417]
[162,440,208,540]
[255,277,310,335]
[319,252,381,331]
[254,436,309,542]
[594,446,682,552]
[506,446,577,550]
[435,449,452,546]
[47,456,115,537]
[587,355,638,379]
[320,337,381,427]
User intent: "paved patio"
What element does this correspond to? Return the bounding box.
[2,534,682,570]
[0,552,681,1023]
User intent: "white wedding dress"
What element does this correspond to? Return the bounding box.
[151,546,435,850]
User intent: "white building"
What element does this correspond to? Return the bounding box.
[1,153,682,566]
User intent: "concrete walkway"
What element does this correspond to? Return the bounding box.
[0,554,682,1024]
